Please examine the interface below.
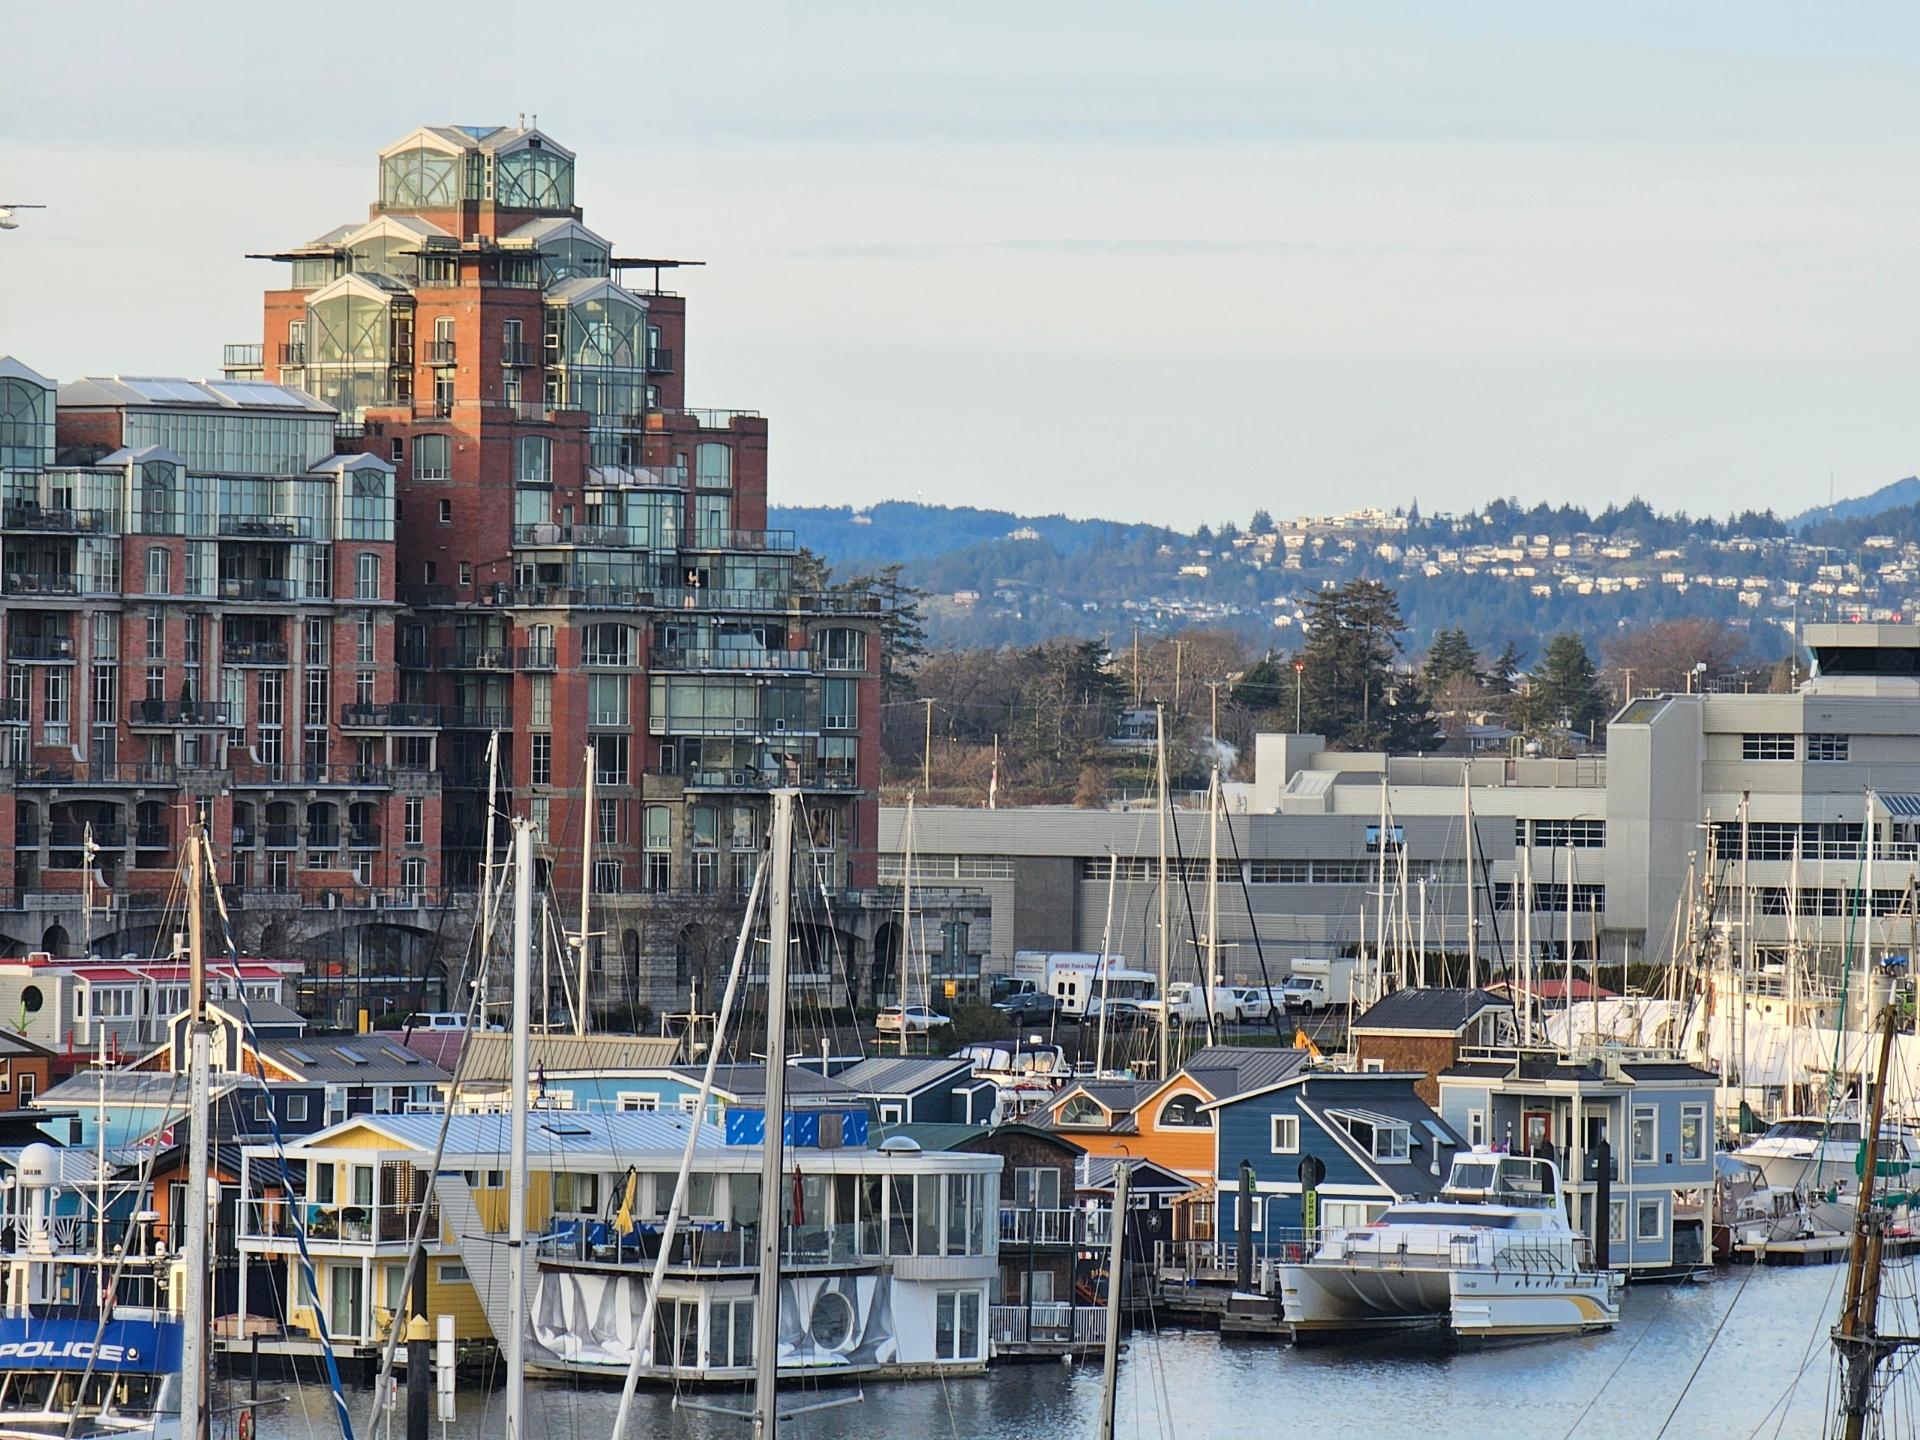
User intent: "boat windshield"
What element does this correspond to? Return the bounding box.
[1443,1156,1558,1207]
[1378,1209,1522,1229]
[1761,1120,1862,1143]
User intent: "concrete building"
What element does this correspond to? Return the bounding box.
[880,622,1920,989]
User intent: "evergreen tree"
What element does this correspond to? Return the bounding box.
[838,562,926,704]
[1231,653,1290,711]
[1423,627,1480,687]
[1483,641,1522,695]
[1296,578,1407,749]
[1384,674,1442,753]
[1531,634,1609,735]
[1250,509,1277,534]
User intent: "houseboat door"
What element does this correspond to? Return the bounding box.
[329,1263,364,1340]
[1522,1108,1553,1156]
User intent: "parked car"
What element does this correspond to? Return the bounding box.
[995,991,1059,1024]
[876,1005,953,1035]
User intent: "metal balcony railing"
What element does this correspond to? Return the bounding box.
[424,340,458,365]
[440,645,513,670]
[511,522,640,548]
[650,647,816,672]
[279,343,308,365]
[644,348,674,373]
[0,698,27,723]
[500,341,534,367]
[347,825,382,848]
[305,824,340,848]
[447,706,513,728]
[1,505,117,535]
[516,644,556,669]
[263,824,301,848]
[219,514,310,540]
[134,825,171,849]
[6,635,73,660]
[682,528,796,553]
[224,343,265,370]
[3,572,84,596]
[219,577,296,601]
[128,699,233,727]
[222,639,289,664]
[49,824,126,847]
[340,703,441,728]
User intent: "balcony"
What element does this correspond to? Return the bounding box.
[494,400,554,422]
[129,699,233,727]
[644,347,674,374]
[240,1197,439,1248]
[650,647,815,673]
[306,824,340,848]
[653,765,858,793]
[424,339,458,365]
[263,824,300,849]
[223,639,289,665]
[500,341,534,367]
[219,514,311,541]
[681,528,796,554]
[231,761,395,788]
[217,577,297,601]
[279,343,308,366]
[341,702,441,729]
[49,823,127,848]
[223,343,265,371]
[516,644,556,670]
[3,572,84,597]
[511,522,641,549]
[2,504,117,535]
[347,825,382,849]
[418,399,454,420]
[1,699,27,724]
[989,1305,1108,1351]
[441,644,513,670]
[134,825,172,849]
[5,635,73,661]
[447,706,513,728]
[639,407,762,431]
[999,1207,1084,1247]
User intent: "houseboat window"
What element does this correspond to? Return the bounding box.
[1632,1106,1658,1164]
[917,1173,942,1255]
[1635,1197,1664,1241]
[1057,1095,1103,1127]
[350,1165,374,1207]
[688,1172,716,1217]
[314,1165,336,1204]
[617,1092,661,1112]
[1269,1115,1299,1154]
[711,1297,754,1368]
[888,1177,914,1254]
[1609,1200,1627,1243]
[288,1094,310,1123]
[1467,1110,1486,1147]
[437,1261,468,1284]
[254,1095,272,1123]
[934,1289,982,1362]
[1680,1105,1706,1163]
[1159,1094,1207,1128]
[554,1172,599,1214]
[653,1297,698,1370]
[1012,1166,1061,1210]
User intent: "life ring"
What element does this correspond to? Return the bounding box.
[237,1409,254,1440]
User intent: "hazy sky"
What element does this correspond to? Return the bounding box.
[7,2,1920,528]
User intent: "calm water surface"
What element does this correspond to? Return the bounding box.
[260,1265,1844,1440]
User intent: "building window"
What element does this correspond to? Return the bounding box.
[288,1094,309,1123]
[515,435,551,484]
[1609,1199,1627,1244]
[404,797,424,846]
[415,434,451,481]
[436,499,452,525]
[694,441,732,489]
[436,1262,469,1285]
[145,547,170,595]
[1741,733,1795,761]
[1635,1197,1664,1242]
[594,734,628,786]
[1270,1115,1299,1153]
[356,552,381,600]
[617,1092,660,1112]
[530,675,552,727]
[458,562,473,587]
[1515,818,1606,849]
[1679,1104,1706,1163]
[1631,1105,1657,1164]
[530,734,552,786]
[1807,733,1850,763]
[933,1291,981,1362]
[1468,1109,1486,1147]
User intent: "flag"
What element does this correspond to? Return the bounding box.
[614,1168,638,1235]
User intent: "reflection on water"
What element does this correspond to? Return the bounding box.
[260,1265,1844,1440]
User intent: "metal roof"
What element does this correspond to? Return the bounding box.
[1179,1046,1310,1100]
[59,376,334,414]
[665,1064,854,1102]
[258,1036,451,1084]
[459,1033,681,1082]
[290,1109,721,1164]
[1352,987,1511,1035]
[832,1056,976,1097]
[1076,1154,1194,1194]
[38,1070,239,1105]
[0,357,54,389]
[870,1123,989,1153]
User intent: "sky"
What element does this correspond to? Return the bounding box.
[6,2,1920,529]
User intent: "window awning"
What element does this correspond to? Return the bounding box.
[1878,794,1920,817]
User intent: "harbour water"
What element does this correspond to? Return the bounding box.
[256,1265,1842,1440]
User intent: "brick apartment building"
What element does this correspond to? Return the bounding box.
[215,122,886,1016]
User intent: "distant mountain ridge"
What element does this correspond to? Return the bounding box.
[773,501,1178,569]
[1791,476,1920,529]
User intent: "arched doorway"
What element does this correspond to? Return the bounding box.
[39,924,70,957]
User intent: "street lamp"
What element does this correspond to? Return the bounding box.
[1292,659,1305,734]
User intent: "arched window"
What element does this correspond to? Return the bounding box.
[1057,1095,1105,1127]
[495,144,574,210]
[0,375,53,469]
[380,146,461,207]
[1158,1094,1209,1129]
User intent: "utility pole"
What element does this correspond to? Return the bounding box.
[921,697,934,792]
[1155,705,1172,1080]
[1293,659,1304,734]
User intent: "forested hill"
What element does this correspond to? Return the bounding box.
[774,487,1920,660]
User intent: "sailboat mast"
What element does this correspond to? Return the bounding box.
[181,825,210,1440]
[1095,1160,1130,1440]
[1462,765,1477,989]
[577,746,595,1035]
[1095,852,1118,1074]
[1155,705,1171,1079]
[506,820,533,1440]
[899,792,914,1057]
[1374,780,1389,1010]
[753,789,799,1439]
[1206,768,1221,1045]
[1565,840,1575,1051]
[481,730,500,996]
[1835,1004,1900,1440]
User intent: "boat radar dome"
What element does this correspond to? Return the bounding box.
[878,1135,922,1154]
[17,1144,55,1189]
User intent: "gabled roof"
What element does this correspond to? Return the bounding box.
[309,451,393,476]
[833,1055,977,1098]
[1178,1046,1311,1102]
[665,1063,854,1105]
[208,998,306,1032]
[953,1122,1085,1159]
[1077,1154,1194,1195]
[38,1069,243,1106]
[545,275,647,310]
[1295,1086,1459,1201]
[460,1033,682,1083]
[1352,987,1511,1036]
[0,1028,58,1061]
[305,272,411,307]
[341,214,452,248]
[502,216,607,250]
[378,123,574,162]
[0,357,54,389]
